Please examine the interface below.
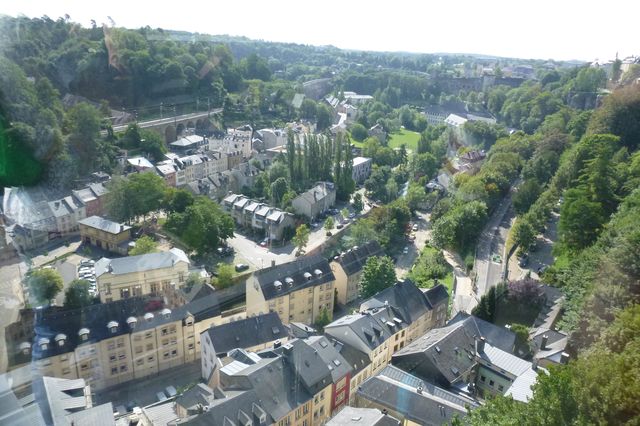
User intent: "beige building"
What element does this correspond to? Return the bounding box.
[78,215,132,255]
[246,255,336,325]
[330,241,384,305]
[5,286,225,391]
[95,247,190,303]
[291,182,336,220]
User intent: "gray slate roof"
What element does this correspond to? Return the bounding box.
[203,312,287,355]
[360,279,442,325]
[356,365,477,426]
[327,407,400,426]
[95,247,189,277]
[78,215,130,234]
[335,241,384,276]
[252,255,335,301]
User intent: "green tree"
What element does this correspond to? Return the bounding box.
[352,192,364,213]
[165,188,195,213]
[324,216,335,231]
[559,187,605,250]
[348,219,379,246]
[270,177,289,207]
[27,268,64,305]
[129,235,158,255]
[405,183,427,212]
[340,208,349,221]
[512,219,536,253]
[293,224,310,254]
[361,256,397,298]
[432,201,488,251]
[316,104,333,131]
[139,129,167,161]
[106,173,168,223]
[63,279,94,309]
[411,152,438,180]
[185,272,205,291]
[513,179,542,214]
[300,98,317,120]
[350,123,368,141]
[65,102,102,175]
[214,263,235,289]
[314,308,332,330]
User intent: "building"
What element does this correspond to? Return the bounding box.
[530,328,569,368]
[222,194,295,241]
[424,101,468,126]
[256,128,288,150]
[200,312,288,358]
[368,124,386,143]
[78,215,132,255]
[47,195,86,237]
[291,182,336,220]
[126,156,155,172]
[354,365,477,426]
[343,92,374,105]
[303,78,332,100]
[444,113,468,128]
[209,126,253,159]
[245,255,336,325]
[330,241,385,305]
[72,182,109,218]
[170,134,208,155]
[155,162,178,187]
[95,247,190,303]
[5,291,223,391]
[351,157,372,183]
[326,407,400,426]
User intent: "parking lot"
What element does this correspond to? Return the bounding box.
[508,211,559,281]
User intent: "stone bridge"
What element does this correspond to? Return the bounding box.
[107,109,223,142]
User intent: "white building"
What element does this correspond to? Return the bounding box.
[352,157,372,183]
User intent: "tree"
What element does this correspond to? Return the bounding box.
[139,129,167,162]
[352,193,364,213]
[129,235,158,255]
[324,216,335,231]
[350,123,368,141]
[165,188,195,213]
[300,98,317,120]
[27,268,63,305]
[348,219,379,246]
[293,224,310,254]
[270,177,289,207]
[361,256,397,298]
[106,173,168,223]
[559,187,605,250]
[340,208,349,221]
[512,219,536,253]
[65,102,102,175]
[63,279,94,309]
[185,272,205,291]
[405,183,427,212]
[472,283,506,323]
[432,201,488,251]
[513,179,542,214]
[411,152,438,180]
[314,308,332,330]
[316,104,333,131]
[214,263,235,289]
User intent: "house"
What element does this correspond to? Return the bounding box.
[368,123,387,143]
[530,328,569,368]
[423,101,468,126]
[326,407,400,426]
[94,247,190,303]
[352,156,372,183]
[343,92,373,105]
[78,215,132,255]
[265,208,296,241]
[209,126,253,159]
[245,255,336,325]
[5,291,223,391]
[222,194,295,240]
[330,241,385,305]
[156,162,178,187]
[200,312,288,358]
[354,365,477,426]
[338,103,359,124]
[292,182,336,220]
[303,78,332,100]
[444,113,468,128]
[391,313,516,389]
[170,134,208,155]
[72,182,109,218]
[47,194,86,236]
[126,156,155,172]
[256,128,288,149]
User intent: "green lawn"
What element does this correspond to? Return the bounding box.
[388,129,421,151]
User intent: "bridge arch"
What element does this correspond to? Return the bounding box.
[176,123,185,137]
[164,125,176,143]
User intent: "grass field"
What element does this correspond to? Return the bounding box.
[388,129,421,151]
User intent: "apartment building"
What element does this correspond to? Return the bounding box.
[291,182,336,220]
[330,241,384,305]
[6,292,223,391]
[222,193,295,241]
[95,247,190,303]
[245,255,336,325]
[78,215,132,255]
[351,157,372,183]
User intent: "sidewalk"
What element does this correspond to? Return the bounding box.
[443,250,477,317]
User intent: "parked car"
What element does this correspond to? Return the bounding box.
[156,392,168,402]
[235,263,249,272]
[80,259,95,267]
[260,238,269,247]
[348,212,356,219]
[412,224,418,232]
[165,386,177,398]
[336,224,343,229]
[537,265,549,275]
[403,246,409,254]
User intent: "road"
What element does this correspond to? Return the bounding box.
[507,211,559,281]
[394,212,431,278]
[473,193,515,298]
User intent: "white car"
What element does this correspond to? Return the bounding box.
[403,246,409,254]
[412,224,418,232]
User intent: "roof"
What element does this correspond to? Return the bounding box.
[504,366,540,402]
[293,182,335,206]
[95,248,189,277]
[327,407,400,426]
[334,241,384,276]
[423,284,450,308]
[360,279,439,325]
[156,163,176,176]
[478,343,531,377]
[203,312,287,355]
[531,328,568,363]
[32,376,105,426]
[175,388,268,426]
[78,216,131,234]
[291,93,305,109]
[252,255,335,301]
[276,340,334,394]
[0,374,46,426]
[171,135,205,147]
[356,365,477,425]
[126,156,154,169]
[392,314,515,386]
[352,156,371,167]
[304,335,352,383]
[324,306,409,352]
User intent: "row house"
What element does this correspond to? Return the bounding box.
[78,215,132,255]
[72,182,109,218]
[246,255,336,325]
[330,241,385,306]
[209,125,253,160]
[222,193,295,241]
[6,291,223,391]
[95,247,190,303]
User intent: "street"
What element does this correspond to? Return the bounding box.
[507,211,559,281]
[394,212,431,278]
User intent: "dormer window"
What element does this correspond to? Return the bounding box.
[107,321,119,334]
[19,342,31,355]
[38,337,50,351]
[78,328,90,341]
[161,308,172,319]
[126,317,138,330]
[314,269,322,277]
[54,334,67,347]
[304,272,312,281]
[274,280,283,291]
[144,313,154,323]
[285,277,294,288]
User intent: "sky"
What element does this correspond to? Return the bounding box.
[1,0,638,61]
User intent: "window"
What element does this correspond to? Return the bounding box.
[136,359,144,366]
[145,331,153,339]
[498,384,505,392]
[111,367,118,375]
[161,328,168,336]
[401,330,405,337]
[171,349,177,357]
[109,355,116,362]
[188,343,194,350]
[118,352,126,360]
[80,363,89,371]
[480,375,486,382]
[107,342,115,350]
[146,343,154,351]
[117,338,124,348]
[62,368,70,375]
[489,380,495,387]
[135,346,142,354]
[120,364,128,372]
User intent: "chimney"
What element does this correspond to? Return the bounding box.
[532,358,538,370]
[560,352,570,364]
[541,334,548,350]
[271,260,276,268]
[120,224,124,232]
[476,337,485,354]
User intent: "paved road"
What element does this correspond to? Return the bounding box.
[508,211,559,281]
[395,212,431,278]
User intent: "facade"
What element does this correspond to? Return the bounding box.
[291,182,336,220]
[330,241,384,305]
[256,128,288,149]
[368,124,386,143]
[78,215,132,255]
[72,182,109,218]
[47,195,86,236]
[222,193,295,241]
[155,162,177,187]
[351,157,372,183]
[6,292,223,391]
[245,255,336,325]
[209,126,253,159]
[169,134,208,155]
[354,365,477,426]
[95,248,190,303]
